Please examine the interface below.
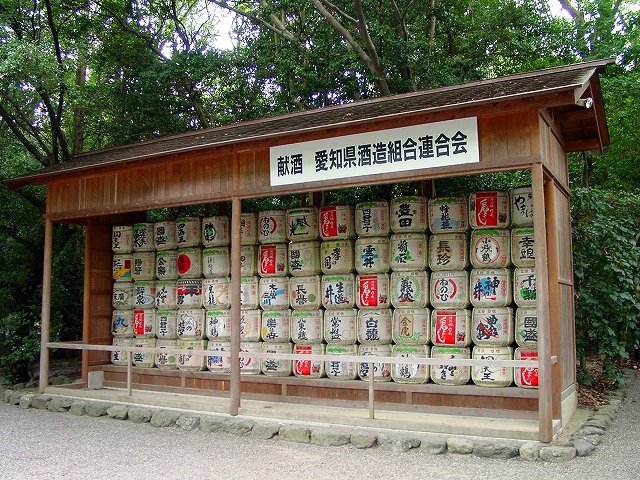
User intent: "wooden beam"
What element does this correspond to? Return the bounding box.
[229,196,242,415]
[38,219,54,393]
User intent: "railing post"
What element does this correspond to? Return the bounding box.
[38,218,54,393]
[368,361,375,419]
[230,197,242,415]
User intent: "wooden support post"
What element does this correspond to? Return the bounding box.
[38,218,54,393]
[532,163,553,442]
[82,219,92,384]
[230,197,242,415]
[368,361,375,419]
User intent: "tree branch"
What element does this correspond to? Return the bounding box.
[557,0,580,20]
[352,0,390,95]
[0,104,48,166]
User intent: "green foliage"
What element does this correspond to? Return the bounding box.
[572,187,640,373]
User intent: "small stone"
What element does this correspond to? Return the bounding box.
[69,401,86,416]
[251,422,282,440]
[3,389,14,403]
[30,395,52,410]
[127,406,153,423]
[519,442,541,461]
[583,434,601,446]
[84,402,109,417]
[573,438,596,457]
[47,397,73,412]
[473,443,520,459]
[19,394,35,409]
[200,417,225,433]
[8,391,23,405]
[106,405,129,420]
[607,399,622,409]
[150,410,180,428]
[419,439,447,455]
[310,428,351,447]
[378,434,420,452]
[447,438,474,454]
[12,383,26,390]
[579,426,605,436]
[49,375,72,386]
[279,425,311,444]
[350,431,377,449]
[223,418,255,436]
[585,418,609,430]
[539,446,576,463]
[176,415,200,431]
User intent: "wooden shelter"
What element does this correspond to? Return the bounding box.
[5,59,612,442]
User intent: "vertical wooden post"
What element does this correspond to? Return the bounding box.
[368,361,375,419]
[532,163,553,442]
[229,197,242,415]
[82,219,92,384]
[38,218,54,393]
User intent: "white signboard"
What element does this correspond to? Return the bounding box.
[270,117,479,186]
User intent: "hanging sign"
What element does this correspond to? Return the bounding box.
[270,117,479,186]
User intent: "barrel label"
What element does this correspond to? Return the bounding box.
[359,275,380,307]
[320,207,338,238]
[435,311,456,344]
[294,345,313,376]
[177,253,191,275]
[518,350,539,387]
[473,275,501,302]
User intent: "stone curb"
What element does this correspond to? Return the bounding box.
[4,372,631,462]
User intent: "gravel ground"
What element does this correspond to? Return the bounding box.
[1,370,638,480]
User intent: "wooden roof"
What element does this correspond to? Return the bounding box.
[5,59,612,189]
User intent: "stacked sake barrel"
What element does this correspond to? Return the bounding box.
[111,225,135,367]
[238,212,261,374]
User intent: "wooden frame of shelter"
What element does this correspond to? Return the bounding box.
[5,59,612,443]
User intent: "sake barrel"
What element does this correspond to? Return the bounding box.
[472,346,513,387]
[112,309,133,337]
[358,344,392,382]
[321,240,354,275]
[133,281,156,309]
[112,281,134,310]
[176,279,202,308]
[325,344,358,380]
[202,215,230,247]
[202,247,230,278]
[288,241,321,276]
[390,233,428,271]
[289,275,321,310]
[239,342,261,375]
[113,254,132,281]
[472,307,514,347]
[261,342,293,377]
[258,209,287,243]
[356,274,390,310]
[428,196,468,233]
[293,343,325,379]
[202,277,230,309]
[392,344,430,384]
[321,273,355,309]
[291,310,323,344]
[319,205,355,240]
[259,276,290,310]
[240,276,259,309]
[177,247,202,279]
[390,196,428,233]
[155,339,179,370]
[258,243,288,277]
[207,341,231,373]
[177,308,206,339]
[357,309,393,345]
[428,233,468,271]
[431,309,471,347]
[390,271,428,309]
[206,309,231,341]
[240,212,258,245]
[155,309,178,340]
[514,347,539,389]
[111,337,133,366]
[133,337,156,368]
[155,250,178,280]
[241,246,258,276]
[393,307,430,345]
[240,309,261,341]
[177,339,207,372]
[323,309,357,345]
[133,222,154,252]
[287,207,319,241]
[132,251,155,281]
[511,227,535,267]
[153,220,177,251]
[513,267,537,307]
[430,346,471,386]
[430,271,470,309]
[155,280,177,310]
[175,216,201,247]
[515,308,538,348]
[469,191,510,229]
[354,237,390,274]
[261,309,292,342]
[470,229,511,268]
[470,268,512,307]
[510,186,534,227]
[355,200,390,237]
[112,225,133,253]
